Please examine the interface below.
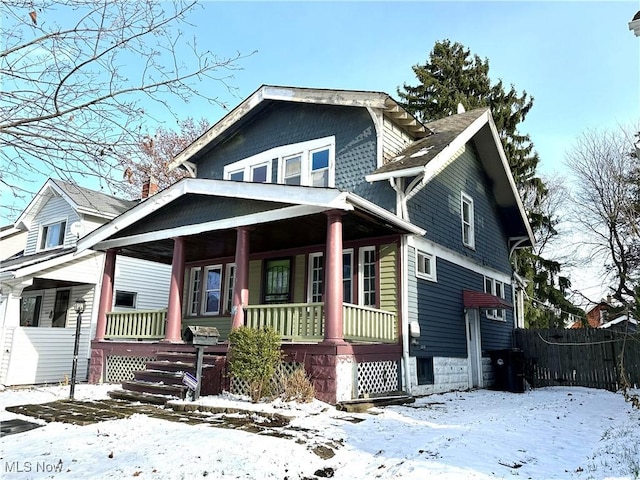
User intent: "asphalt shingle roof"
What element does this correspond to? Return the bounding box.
[51,179,137,218]
[371,108,488,176]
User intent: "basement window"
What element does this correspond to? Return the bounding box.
[416,357,434,385]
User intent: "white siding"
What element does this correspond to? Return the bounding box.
[4,326,92,385]
[383,116,413,164]
[113,256,171,311]
[0,326,15,384]
[0,229,27,260]
[24,195,80,255]
[33,251,104,285]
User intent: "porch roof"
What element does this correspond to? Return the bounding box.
[463,290,514,310]
[76,179,425,264]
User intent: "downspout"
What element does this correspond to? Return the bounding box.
[400,234,412,394]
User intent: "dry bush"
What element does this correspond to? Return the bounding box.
[279,368,315,403]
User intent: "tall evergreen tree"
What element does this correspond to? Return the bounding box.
[398,40,583,328]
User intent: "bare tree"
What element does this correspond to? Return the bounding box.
[121,117,210,198]
[565,126,640,307]
[1,0,252,219]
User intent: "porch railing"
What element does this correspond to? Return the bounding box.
[102,303,397,343]
[105,309,166,340]
[244,302,397,343]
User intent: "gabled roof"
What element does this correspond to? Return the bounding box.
[14,179,137,230]
[76,178,425,254]
[366,108,534,248]
[168,85,431,172]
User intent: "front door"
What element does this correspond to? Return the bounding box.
[52,290,70,327]
[466,308,483,388]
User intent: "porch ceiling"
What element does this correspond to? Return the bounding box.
[116,210,405,265]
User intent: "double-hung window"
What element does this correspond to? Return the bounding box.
[416,249,437,281]
[188,267,202,316]
[39,219,66,250]
[307,250,353,304]
[203,265,223,315]
[225,159,272,183]
[359,247,377,307]
[461,193,475,249]
[484,277,505,321]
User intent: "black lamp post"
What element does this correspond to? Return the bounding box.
[69,298,86,400]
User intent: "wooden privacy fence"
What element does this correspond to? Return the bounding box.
[515,328,640,391]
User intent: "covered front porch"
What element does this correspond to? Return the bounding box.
[78,179,425,402]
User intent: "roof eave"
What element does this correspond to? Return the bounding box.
[168,85,430,171]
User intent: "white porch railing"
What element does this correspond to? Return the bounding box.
[105,309,166,340]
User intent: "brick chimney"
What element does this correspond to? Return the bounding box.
[141,176,158,199]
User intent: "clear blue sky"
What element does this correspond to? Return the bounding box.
[168,0,639,179]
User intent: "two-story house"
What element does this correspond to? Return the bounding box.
[77,85,533,404]
[0,179,171,386]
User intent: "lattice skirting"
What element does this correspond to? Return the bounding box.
[106,355,155,383]
[357,360,400,397]
[230,361,302,398]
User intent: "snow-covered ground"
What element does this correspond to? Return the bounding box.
[1,384,639,479]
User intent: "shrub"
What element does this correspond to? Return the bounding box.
[279,367,315,403]
[227,326,282,403]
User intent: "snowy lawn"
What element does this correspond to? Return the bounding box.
[1,384,639,479]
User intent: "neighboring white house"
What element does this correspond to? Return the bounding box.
[0,179,171,386]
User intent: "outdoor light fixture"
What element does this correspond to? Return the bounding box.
[69,298,86,400]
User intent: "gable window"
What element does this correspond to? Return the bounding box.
[284,155,302,185]
[461,193,475,249]
[416,249,437,282]
[310,148,330,186]
[359,247,377,307]
[40,220,66,250]
[188,267,202,316]
[115,291,137,308]
[484,277,505,321]
[203,265,222,315]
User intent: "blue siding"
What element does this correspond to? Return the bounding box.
[408,252,514,358]
[407,143,512,274]
[195,103,396,211]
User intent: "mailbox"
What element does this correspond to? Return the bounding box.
[184,326,220,346]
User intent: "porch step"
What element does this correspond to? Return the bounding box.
[134,369,185,386]
[145,360,196,373]
[155,351,222,364]
[122,380,188,399]
[336,394,416,413]
[108,389,172,406]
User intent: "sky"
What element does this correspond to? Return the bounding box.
[3,0,639,303]
[2,383,640,479]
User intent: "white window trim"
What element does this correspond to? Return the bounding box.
[461,192,475,249]
[484,276,506,321]
[343,248,354,304]
[416,249,437,282]
[114,290,137,309]
[187,267,202,316]
[224,158,273,183]
[201,265,223,316]
[358,246,377,307]
[307,252,324,303]
[224,263,236,314]
[223,136,335,187]
[37,216,68,252]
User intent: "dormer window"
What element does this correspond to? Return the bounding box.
[223,136,335,187]
[39,220,66,250]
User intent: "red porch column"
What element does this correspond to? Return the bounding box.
[95,248,116,341]
[164,236,185,342]
[232,227,250,330]
[323,211,346,344]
